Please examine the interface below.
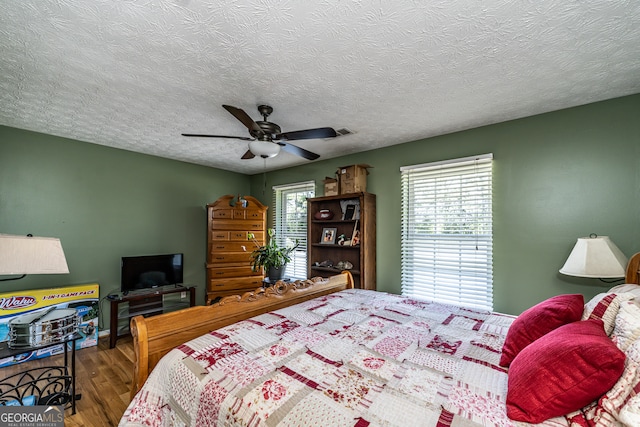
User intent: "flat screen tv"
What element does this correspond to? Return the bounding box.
[121,253,183,294]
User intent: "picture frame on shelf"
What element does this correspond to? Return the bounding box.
[343,204,356,220]
[340,199,360,220]
[320,227,337,244]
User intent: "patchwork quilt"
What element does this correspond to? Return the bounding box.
[120,289,568,427]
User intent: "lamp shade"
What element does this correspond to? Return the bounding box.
[248,140,280,158]
[0,234,69,275]
[559,235,627,278]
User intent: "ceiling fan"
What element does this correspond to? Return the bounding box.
[182,105,337,160]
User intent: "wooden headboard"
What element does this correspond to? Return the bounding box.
[129,272,354,398]
[626,252,640,284]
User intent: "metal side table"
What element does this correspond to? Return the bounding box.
[0,332,82,414]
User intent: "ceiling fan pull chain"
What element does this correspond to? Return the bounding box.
[263,158,267,196]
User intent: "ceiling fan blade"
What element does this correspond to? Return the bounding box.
[279,142,320,160]
[182,133,254,141]
[277,127,337,141]
[222,105,264,136]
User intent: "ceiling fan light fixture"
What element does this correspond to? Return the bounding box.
[248,140,280,158]
[183,104,329,161]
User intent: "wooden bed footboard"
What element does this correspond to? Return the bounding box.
[626,252,640,285]
[129,272,354,398]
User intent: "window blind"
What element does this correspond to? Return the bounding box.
[272,181,315,280]
[400,154,493,311]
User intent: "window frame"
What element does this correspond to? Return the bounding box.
[272,181,315,280]
[400,154,494,311]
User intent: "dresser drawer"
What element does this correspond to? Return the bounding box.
[209,252,253,264]
[211,230,230,240]
[209,241,254,253]
[207,276,264,292]
[207,266,260,279]
[211,209,233,219]
[229,231,264,241]
[246,211,265,220]
[212,209,263,220]
[210,230,265,242]
[212,219,264,231]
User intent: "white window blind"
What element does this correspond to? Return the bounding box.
[273,181,315,280]
[400,154,493,311]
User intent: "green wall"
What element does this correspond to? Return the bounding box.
[250,94,640,315]
[0,127,250,317]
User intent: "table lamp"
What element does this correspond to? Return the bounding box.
[559,234,627,279]
[0,234,70,281]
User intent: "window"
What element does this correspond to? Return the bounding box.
[273,181,315,280]
[400,154,493,310]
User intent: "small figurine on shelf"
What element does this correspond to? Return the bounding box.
[315,260,334,268]
[337,234,346,245]
[335,261,353,271]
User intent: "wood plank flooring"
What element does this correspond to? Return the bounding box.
[0,336,134,426]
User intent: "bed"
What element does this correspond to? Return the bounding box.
[121,254,640,426]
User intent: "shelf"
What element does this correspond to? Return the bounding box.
[311,219,359,224]
[118,306,161,319]
[311,243,360,249]
[310,266,360,275]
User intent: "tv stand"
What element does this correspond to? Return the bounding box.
[109,286,195,348]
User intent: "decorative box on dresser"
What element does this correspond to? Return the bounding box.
[206,195,267,304]
[307,192,376,290]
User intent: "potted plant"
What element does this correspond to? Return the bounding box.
[249,229,299,281]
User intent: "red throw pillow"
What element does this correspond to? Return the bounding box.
[506,319,626,423]
[499,294,583,367]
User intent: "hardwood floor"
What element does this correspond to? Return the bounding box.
[0,335,135,426]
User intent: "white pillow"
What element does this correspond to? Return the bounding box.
[583,292,634,336]
[609,284,640,298]
[613,300,640,352]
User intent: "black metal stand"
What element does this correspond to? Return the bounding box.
[0,333,82,414]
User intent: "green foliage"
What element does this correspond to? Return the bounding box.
[250,229,299,271]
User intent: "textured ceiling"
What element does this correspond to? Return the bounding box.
[1,1,639,174]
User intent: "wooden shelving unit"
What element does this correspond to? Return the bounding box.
[306,192,376,290]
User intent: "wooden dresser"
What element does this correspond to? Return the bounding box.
[206,195,267,304]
